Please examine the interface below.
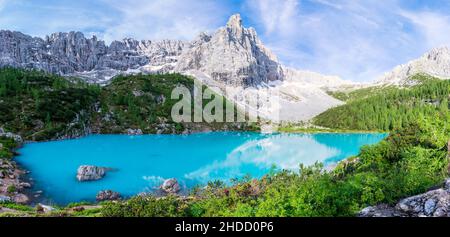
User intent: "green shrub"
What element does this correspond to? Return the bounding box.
[7,185,16,194]
[101,195,187,217]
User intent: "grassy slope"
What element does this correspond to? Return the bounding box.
[326,73,440,102]
[327,86,397,102]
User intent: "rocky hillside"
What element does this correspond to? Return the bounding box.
[0,136,30,205]
[376,47,450,86]
[0,14,350,122]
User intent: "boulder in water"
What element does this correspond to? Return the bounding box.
[76,165,108,182]
[160,178,181,194]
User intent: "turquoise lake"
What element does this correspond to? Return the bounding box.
[16,132,386,204]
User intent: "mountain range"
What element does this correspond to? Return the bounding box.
[1,14,450,122]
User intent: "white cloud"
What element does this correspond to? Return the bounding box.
[0,1,117,38]
[0,0,231,43]
[100,0,231,42]
[312,0,343,10]
[400,11,450,50]
[247,0,299,35]
[0,0,6,11]
[244,0,450,82]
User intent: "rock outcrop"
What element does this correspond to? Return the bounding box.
[160,178,181,194]
[126,128,143,136]
[96,190,121,201]
[0,151,30,204]
[376,47,450,86]
[359,179,450,217]
[0,195,11,202]
[76,165,108,182]
[0,128,23,143]
[36,203,56,213]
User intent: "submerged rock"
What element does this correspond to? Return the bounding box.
[76,165,108,182]
[160,178,181,194]
[96,190,121,201]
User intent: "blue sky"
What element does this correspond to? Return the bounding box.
[1,0,450,82]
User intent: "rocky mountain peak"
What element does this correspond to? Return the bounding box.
[223,14,258,46]
[227,14,243,28]
[376,46,450,86]
[176,13,284,87]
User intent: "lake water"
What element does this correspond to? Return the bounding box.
[16,132,386,204]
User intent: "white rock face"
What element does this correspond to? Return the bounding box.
[376,47,450,86]
[0,14,352,122]
[176,14,284,87]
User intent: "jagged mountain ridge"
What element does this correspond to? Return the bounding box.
[0,30,187,83]
[0,14,350,122]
